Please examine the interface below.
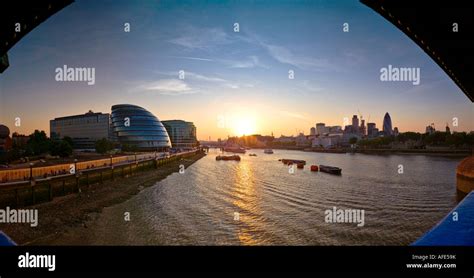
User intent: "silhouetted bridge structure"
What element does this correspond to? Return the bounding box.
[362,0,474,102]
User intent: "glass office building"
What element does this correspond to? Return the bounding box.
[383,112,393,136]
[50,111,111,150]
[111,104,171,151]
[162,120,197,149]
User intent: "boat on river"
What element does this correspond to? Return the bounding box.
[223,147,246,153]
[319,165,342,175]
[280,159,306,165]
[216,155,241,161]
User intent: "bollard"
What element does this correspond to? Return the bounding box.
[48,183,53,201]
[15,188,19,207]
[31,187,35,205]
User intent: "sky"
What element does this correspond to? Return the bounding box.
[0,0,473,140]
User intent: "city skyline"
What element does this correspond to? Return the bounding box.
[5,107,470,141]
[1,0,473,140]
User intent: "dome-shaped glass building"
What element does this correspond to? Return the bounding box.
[111,104,171,151]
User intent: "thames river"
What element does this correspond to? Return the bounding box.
[72,149,462,245]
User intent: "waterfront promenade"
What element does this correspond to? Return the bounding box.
[0,150,204,208]
[0,152,173,183]
[0,150,206,245]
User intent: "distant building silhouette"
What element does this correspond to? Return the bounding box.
[382,112,393,136]
[426,124,436,134]
[352,115,359,131]
[367,122,377,138]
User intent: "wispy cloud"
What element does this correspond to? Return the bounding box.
[153,71,253,90]
[240,32,335,70]
[225,55,268,69]
[185,72,226,82]
[280,110,307,120]
[300,80,323,93]
[168,56,215,62]
[168,26,232,49]
[262,43,332,70]
[139,79,196,95]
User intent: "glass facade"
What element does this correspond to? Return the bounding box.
[50,111,110,149]
[383,112,393,136]
[162,120,197,149]
[111,104,171,151]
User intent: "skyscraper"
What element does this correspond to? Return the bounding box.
[352,115,359,133]
[393,127,399,136]
[367,123,376,138]
[316,123,326,135]
[382,112,393,136]
[360,119,366,136]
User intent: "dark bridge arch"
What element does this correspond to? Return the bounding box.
[362,0,474,102]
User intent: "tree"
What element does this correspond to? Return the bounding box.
[95,138,114,154]
[467,132,474,146]
[62,136,74,148]
[121,143,139,152]
[50,139,73,157]
[446,132,466,147]
[349,137,358,145]
[25,130,51,155]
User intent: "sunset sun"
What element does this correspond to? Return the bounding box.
[232,116,257,136]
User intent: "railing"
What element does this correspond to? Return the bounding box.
[0,152,172,183]
[0,150,201,207]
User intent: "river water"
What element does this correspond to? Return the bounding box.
[76,149,462,245]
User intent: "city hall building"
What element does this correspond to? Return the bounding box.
[110,104,171,151]
[50,104,174,151]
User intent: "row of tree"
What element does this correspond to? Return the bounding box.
[0,130,73,163]
[1,130,122,164]
[22,130,73,157]
[94,138,140,153]
[357,131,474,148]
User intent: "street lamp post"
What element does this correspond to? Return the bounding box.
[29,163,34,181]
[110,155,114,180]
[74,159,78,174]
